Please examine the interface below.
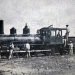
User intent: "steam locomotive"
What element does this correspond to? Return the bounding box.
[0,20,70,57]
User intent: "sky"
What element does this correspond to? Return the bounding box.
[0,0,75,36]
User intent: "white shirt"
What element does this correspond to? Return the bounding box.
[70,43,73,48]
[10,43,14,49]
[26,43,30,50]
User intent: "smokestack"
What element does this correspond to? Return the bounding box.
[66,25,69,45]
[0,20,4,34]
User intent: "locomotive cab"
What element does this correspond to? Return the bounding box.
[37,25,69,55]
[38,26,67,45]
[49,29,62,45]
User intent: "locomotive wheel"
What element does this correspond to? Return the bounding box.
[51,48,55,55]
[43,51,51,56]
[58,47,63,55]
[0,52,9,59]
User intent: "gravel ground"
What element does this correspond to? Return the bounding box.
[0,55,75,75]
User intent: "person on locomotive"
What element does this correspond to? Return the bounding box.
[9,42,14,59]
[57,31,61,37]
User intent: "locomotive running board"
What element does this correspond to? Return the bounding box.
[13,49,51,53]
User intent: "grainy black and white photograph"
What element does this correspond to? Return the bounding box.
[0,0,75,75]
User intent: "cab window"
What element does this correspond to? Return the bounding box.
[51,30,55,36]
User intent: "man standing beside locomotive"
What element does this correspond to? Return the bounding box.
[9,42,14,59]
[26,42,30,58]
[69,41,73,56]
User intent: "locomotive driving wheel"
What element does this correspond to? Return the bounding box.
[51,48,55,55]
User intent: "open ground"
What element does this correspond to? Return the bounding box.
[0,55,75,75]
